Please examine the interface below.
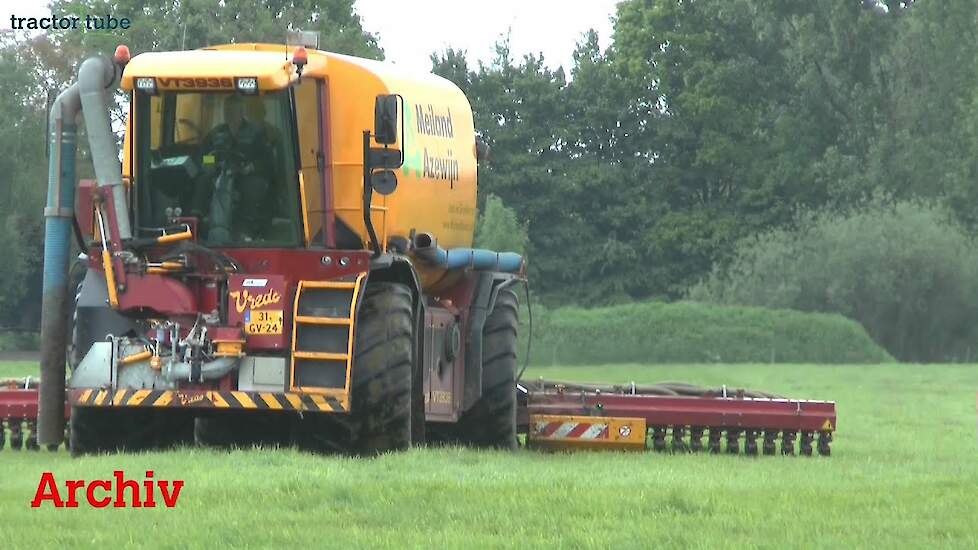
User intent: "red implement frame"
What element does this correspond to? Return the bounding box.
[517,382,836,455]
[525,391,837,433]
[0,383,69,451]
[0,387,41,419]
[0,381,836,454]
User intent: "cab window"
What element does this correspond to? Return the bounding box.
[134,90,301,247]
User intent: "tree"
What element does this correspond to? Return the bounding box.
[689,199,978,362]
[433,40,578,298]
[474,194,529,255]
[439,0,978,306]
[0,36,49,330]
[47,0,383,63]
[607,0,970,293]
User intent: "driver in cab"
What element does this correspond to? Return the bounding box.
[192,94,274,243]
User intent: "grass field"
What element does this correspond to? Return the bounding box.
[0,360,976,548]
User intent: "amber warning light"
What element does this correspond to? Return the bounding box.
[293,46,308,76]
[114,44,130,65]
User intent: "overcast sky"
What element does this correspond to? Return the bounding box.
[6,0,619,74]
[355,0,618,73]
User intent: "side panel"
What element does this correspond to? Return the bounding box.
[527,414,647,451]
[323,60,387,251]
[382,85,478,253]
[423,306,462,421]
[323,56,478,290]
[420,271,492,422]
[75,179,97,241]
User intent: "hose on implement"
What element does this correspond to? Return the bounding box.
[526,378,784,399]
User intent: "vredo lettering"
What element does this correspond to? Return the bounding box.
[229,288,282,314]
[31,471,185,509]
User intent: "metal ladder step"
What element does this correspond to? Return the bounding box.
[294,315,352,326]
[300,281,357,290]
[293,351,349,361]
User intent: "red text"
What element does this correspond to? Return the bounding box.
[31,471,184,509]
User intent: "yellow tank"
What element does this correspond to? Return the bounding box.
[121,43,479,290]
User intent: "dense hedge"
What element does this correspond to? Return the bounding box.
[0,332,39,353]
[688,199,978,362]
[523,301,892,366]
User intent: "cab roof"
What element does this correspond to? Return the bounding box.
[120,43,459,95]
[121,47,316,91]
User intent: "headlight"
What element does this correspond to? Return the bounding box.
[135,77,157,94]
[235,77,259,95]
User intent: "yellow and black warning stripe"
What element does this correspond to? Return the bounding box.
[70,388,347,413]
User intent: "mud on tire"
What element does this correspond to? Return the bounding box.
[349,282,415,454]
[296,282,415,455]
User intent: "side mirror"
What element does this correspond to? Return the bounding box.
[374,95,399,145]
[370,170,398,195]
[368,147,403,169]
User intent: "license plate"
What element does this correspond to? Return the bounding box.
[245,310,283,335]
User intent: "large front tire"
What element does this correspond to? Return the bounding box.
[350,282,415,455]
[291,282,416,456]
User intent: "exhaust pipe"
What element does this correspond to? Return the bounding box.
[412,233,523,273]
[38,56,125,447]
[163,358,239,382]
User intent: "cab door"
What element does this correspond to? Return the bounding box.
[293,78,332,246]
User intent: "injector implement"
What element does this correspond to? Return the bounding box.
[0,33,834,457]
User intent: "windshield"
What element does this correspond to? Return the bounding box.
[134,90,302,247]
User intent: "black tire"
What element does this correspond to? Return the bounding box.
[195,412,289,449]
[70,407,194,456]
[349,282,415,455]
[67,284,83,372]
[443,287,520,449]
[65,255,95,373]
[293,283,415,455]
[411,302,426,445]
[293,282,415,455]
[290,412,355,454]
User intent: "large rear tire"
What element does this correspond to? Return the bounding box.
[437,287,520,449]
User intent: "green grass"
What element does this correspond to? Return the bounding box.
[527,301,892,365]
[0,361,38,379]
[1,361,977,548]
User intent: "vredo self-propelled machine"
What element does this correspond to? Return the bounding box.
[0,34,835,457]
